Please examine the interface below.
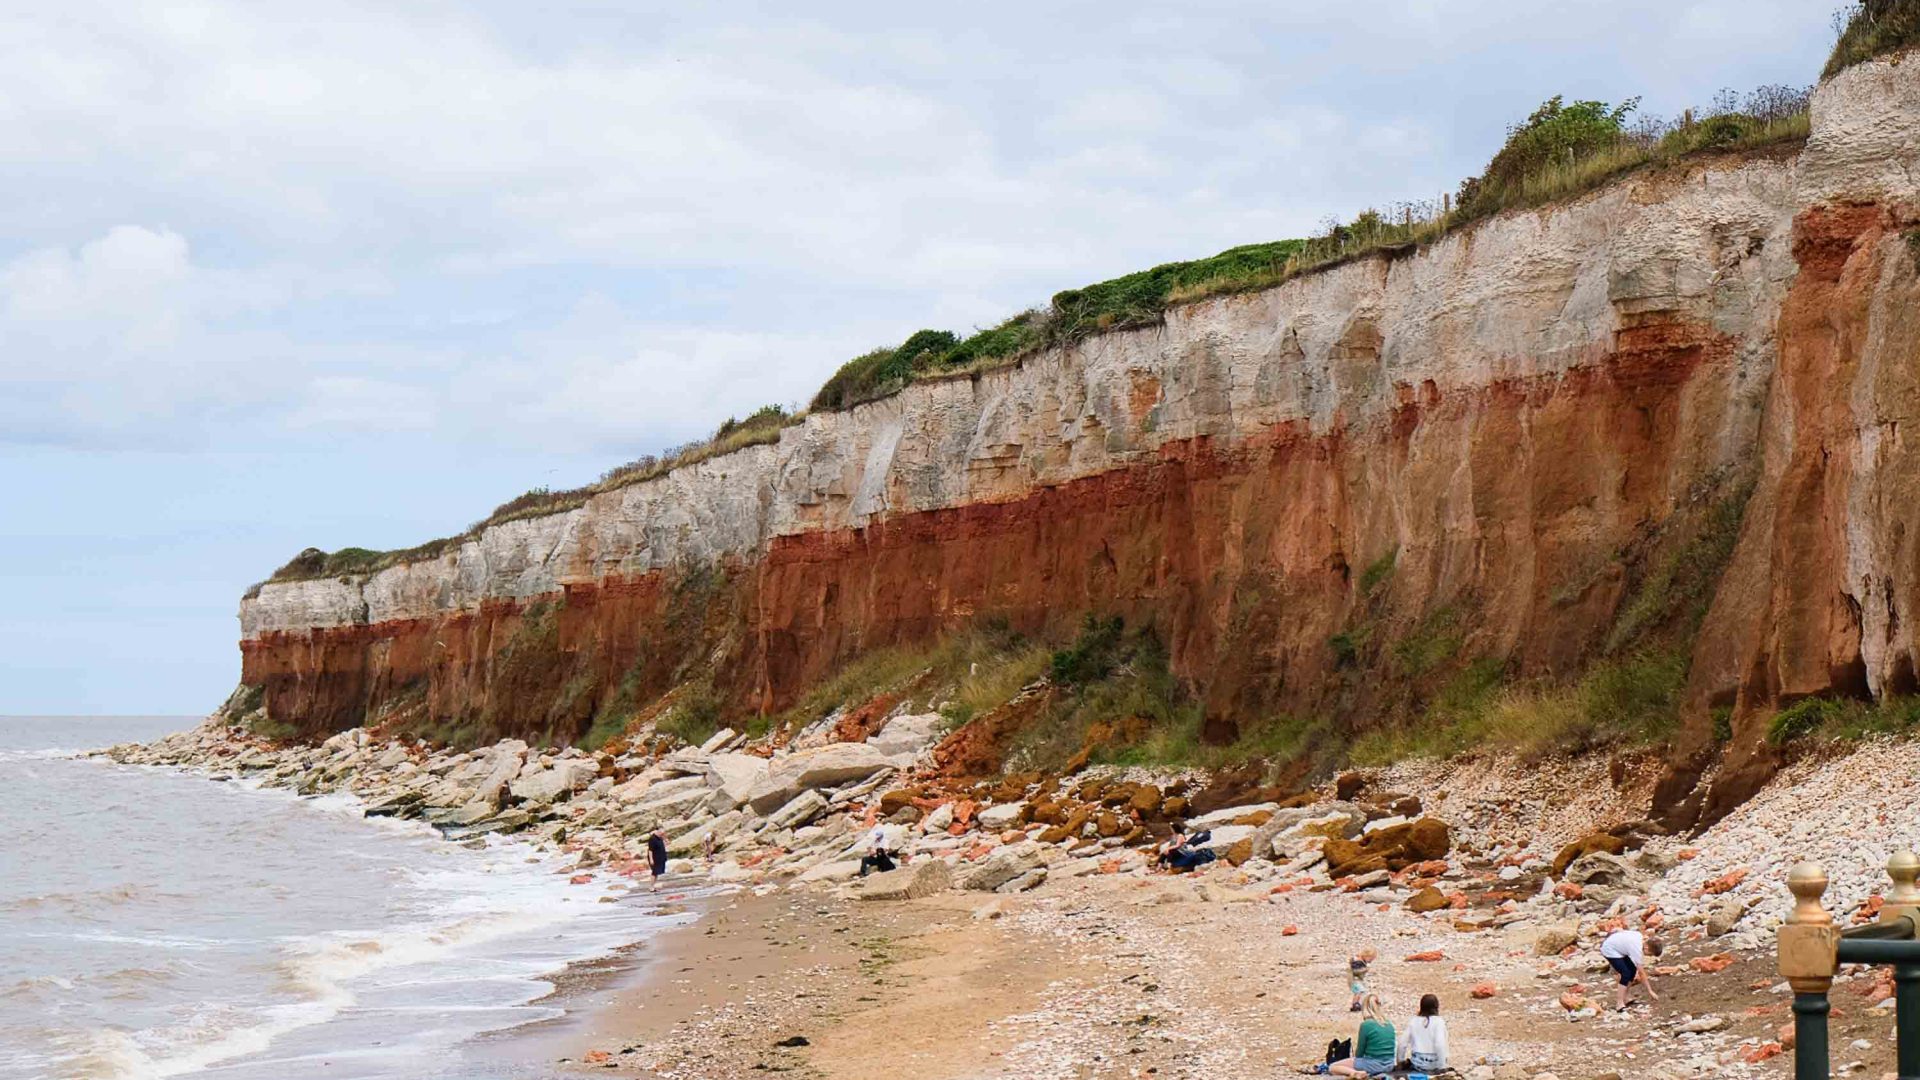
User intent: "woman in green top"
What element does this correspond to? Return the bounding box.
[1328,995,1396,1077]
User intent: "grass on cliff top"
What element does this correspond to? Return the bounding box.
[252,405,799,590]
[805,83,1814,419]
[1827,0,1920,78]
[809,240,1306,413]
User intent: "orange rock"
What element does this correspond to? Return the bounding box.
[1470,983,1497,999]
[1404,950,1445,963]
[1743,1043,1782,1064]
[569,874,593,885]
[1282,924,1300,936]
[1854,895,1886,923]
[1677,848,1699,860]
[1778,1022,1795,1049]
[1691,953,1736,974]
[1553,882,1584,901]
[1700,868,1749,896]
[1558,990,1588,1011]
[584,1050,611,1064]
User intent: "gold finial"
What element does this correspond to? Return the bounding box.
[1788,862,1833,927]
[1780,861,1839,992]
[1885,851,1920,923]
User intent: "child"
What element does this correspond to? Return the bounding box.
[1348,948,1376,1012]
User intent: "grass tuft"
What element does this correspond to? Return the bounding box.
[1350,649,1686,764]
[1827,0,1920,78]
[1767,694,1920,745]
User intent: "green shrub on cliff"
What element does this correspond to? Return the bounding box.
[1453,96,1642,221]
[1827,0,1920,78]
[656,685,724,747]
[1767,693,1920,745]
[1350,648,1687,764]
[805,241,1306,414]
[810,330,961,412]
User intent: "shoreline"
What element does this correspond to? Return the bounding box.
[97,718,1920,1078]
[73,736,721,1080]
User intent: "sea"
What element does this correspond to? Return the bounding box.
[0,716,692,1080]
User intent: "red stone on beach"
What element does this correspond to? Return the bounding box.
[1700,868,1748,896]
[1404,950,1444,962]
[1470,983,1497,999]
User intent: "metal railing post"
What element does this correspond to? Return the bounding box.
[1780,862,1839,1080]
[1889,853,1920,1080]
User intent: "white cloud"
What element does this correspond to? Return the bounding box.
[0,1,1839,453]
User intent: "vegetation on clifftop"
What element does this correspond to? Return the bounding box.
[252,405,798,591]
[1827,0,1920,78]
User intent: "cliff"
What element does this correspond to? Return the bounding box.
[238,56,1920,825]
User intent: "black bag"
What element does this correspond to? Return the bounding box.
[1325,1038,1352,1065]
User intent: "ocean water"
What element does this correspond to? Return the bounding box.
[0,717,691,1080]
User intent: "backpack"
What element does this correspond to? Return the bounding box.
[1325,1037,1352,1065]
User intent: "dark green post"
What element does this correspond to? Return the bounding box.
[1897,963,1920,1079]
[1793,992,1831,1080]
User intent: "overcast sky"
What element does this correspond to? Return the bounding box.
[0,1,1836,715]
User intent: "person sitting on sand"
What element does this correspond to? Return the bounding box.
[1396,993,1449,1073]
[1347,948,1376,1011]
[858,827,896,877]
[1599,926,1663,1010]
[647,828,669,891]
[1155,824,1216,872]
[1313,994,1395,1076]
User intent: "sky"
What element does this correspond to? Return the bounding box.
[0,0,1839,715]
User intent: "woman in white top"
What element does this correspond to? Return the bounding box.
[1397,993,1449,1072]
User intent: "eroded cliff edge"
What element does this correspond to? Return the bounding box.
[238,57,1920,826]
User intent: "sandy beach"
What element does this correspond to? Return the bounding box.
[532,871,1845,1080]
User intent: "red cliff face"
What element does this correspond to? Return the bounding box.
[238,57,1920,823]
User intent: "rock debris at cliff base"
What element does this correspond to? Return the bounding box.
[98,708,1920,1078]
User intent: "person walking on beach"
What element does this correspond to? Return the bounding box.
[1396,993,1449,1073]
[1347,948,1376,1011]
[1599,926,1663,1010]
[647,828,669,891]
[1315,994,1395,1076]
